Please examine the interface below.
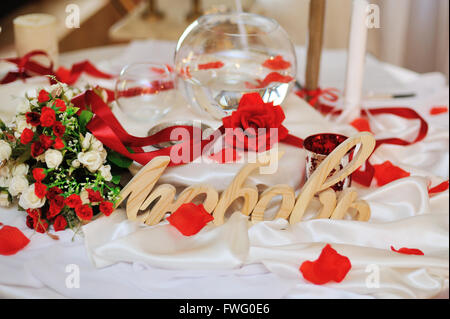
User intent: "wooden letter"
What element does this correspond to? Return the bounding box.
[116,156,170,221]
[251,185,295,222]
[289,132,376,224]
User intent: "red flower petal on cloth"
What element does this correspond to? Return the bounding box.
[198,61,224,70]
[373,161,410,187]
[429,106,448,115]
[208,147,242,163]
[391,246,424,255]
[428,180,449,195]
[0,225,30,256]
[350,117,373,133]
[300,244,352,285]
[167,203,214,236]
[262,55,291,70]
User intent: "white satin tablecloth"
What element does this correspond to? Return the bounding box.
[0,40,448,299]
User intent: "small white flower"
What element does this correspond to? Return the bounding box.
[8,175,29,196]
[80,189,89,204]
[45,149,63,169]
[18,184,46,210]
[0,191,10,207]
[81,133,93,151]
[0,140,12,161]
[71,159,81,168]
[99,165,112,181]
[16,99,31,113]
[12,163,29,177]
[78,150,102,172]
[0,176,10,188]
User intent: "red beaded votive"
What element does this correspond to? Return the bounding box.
[303,133,352,192]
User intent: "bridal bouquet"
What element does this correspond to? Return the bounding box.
[0,81,128,234]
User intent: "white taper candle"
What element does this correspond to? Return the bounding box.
[341,0,369,122]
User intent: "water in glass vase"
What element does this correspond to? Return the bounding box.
[181,50,294,119]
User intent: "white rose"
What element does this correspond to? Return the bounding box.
[71,159,80,168]
[12,163,29,177]
[80,189,89,204]
[99,165,112,181]
[8,175,29,196]
[91,137,104,152]
[0,140,12,161]
[78,150,102,172]
[99,148,107,162]
[45,149,63,169]
[0,191,10,207]
[0,176,10,188]
[81,133,93,151]
[15,115,32,134]
[16,99,31,113]
[0,164,10,178]
[18,184,46,210]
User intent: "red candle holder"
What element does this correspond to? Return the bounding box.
[303,133,352,192]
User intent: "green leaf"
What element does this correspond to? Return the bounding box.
[79,110,93,133]
[107,151,132,169]
[111,174,121,185]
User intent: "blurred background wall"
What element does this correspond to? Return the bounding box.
[0,0,448,78]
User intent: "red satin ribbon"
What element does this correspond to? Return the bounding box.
[1,50,113,85]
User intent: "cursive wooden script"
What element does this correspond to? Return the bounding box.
[117,132,376,225]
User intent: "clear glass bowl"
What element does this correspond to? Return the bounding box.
[174,12,297,120]
[115,62,176,124]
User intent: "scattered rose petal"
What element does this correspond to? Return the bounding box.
[208,147,241,163]
[428,180,449,195]
[350,117,373,133]
[429,106,448,115]
[373,161,410,186]
[198,61,224,70]
[391,246,424,255]
[245,72,294,89]
[299,244,352,285]
[0,225,30,256]
[167,203,214,236]
[262,55,291,70]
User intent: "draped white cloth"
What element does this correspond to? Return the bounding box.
[0,40,448,299]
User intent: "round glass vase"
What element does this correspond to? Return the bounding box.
[174,12,297,120]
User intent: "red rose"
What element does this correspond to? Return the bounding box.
[40,107,56,127]
[46,187,63,200]
[222,93,289,151]
[39,134,54,149]
[53,215,67,232]
[26,208,42,219]
[48,201,62,219]
[38,89,50,103]
[20,128,34,144]
[65,194,82,208]
[32,168,46,182]
[99,201,114,216]
[54,99,66,112]
[26,215,35,230]
[53,138,65,150]
[87,188,103,203]
[34,182,47,199]
[25,112,40,126]
[31,141,44,157]
[34,219,49,233]
[75,204,93,221]
[52,122,66,137]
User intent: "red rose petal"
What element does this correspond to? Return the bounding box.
[0,225,30,256]
[428,180,449,195]
[429,106,448,115]
[198,61,224,70]
[167,203,214,236]
[350,117,373,133]
[299,244,352,285]
[391,246,424,255]
[373,161,410,187]
[262,55,291,70]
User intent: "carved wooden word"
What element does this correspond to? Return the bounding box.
[117,132,376,225]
